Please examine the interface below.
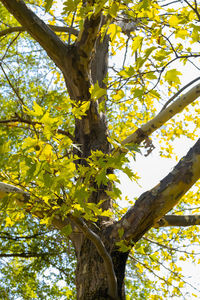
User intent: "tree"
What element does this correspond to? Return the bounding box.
[1,0,200,298]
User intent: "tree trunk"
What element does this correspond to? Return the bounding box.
[75,236,128,300]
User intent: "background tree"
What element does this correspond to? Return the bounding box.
[1,0,200,299]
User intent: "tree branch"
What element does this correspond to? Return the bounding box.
[0,251,56,258]
[0,25,79,38]
[0,182,30,203]
[0,117,74,141]
[160,76,200,112]
[121,82,200,146]
[110,137,200,244]
[0,231,47,241]
[155,214,200,227]
[0,63,25,105]
[0,182,71,233]
[0,0,69,70]
[0,0,104,102]
[69,215,119,300]
[75,11,102,59]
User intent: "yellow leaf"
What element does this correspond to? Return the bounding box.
[5,216,14,227]
[168,15,179,27]
[107,24,121,42]
[39,144,53,162]
[32,101,43,116]
[112,90,125,101]
[165,69,182,85]
[175,29,189,39]
[132,36,143,53]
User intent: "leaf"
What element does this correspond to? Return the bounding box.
[175,29,189,39]
[62,0,80,14]
[107,23,121,42]
[168,15,180,27]
[165,69,182,85]
[90,82,106,100]
[116,240,131,252]
[132,36,143,53]
[5,216,14,227]
[25,101,43,117]
[40,217,52,226]
[118,227,124,239]
[45,0,53,12]
[112,90,125,101]
[109,1,119,18]
[61,224,72,236]
[72,101,90,119]
[139,0,150,10]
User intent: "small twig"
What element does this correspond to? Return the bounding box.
[122,37,130,68]
[0,63,25,105]
[0,251,57,258]
[68,10,76,45]
[143,237,200,255]
[0,231,48,241]
[1,32,20,61]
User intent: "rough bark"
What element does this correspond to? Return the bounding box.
[156,214,200,227]
[75,239,128,300]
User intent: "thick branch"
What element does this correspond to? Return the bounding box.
[111,138,200,243]
[121,82,200,146]
[70,215,119,300]
[155,214,200,227]
[0,0,69,69]
[0,182,70,232]
[75,12,102,59]
[0,25,79,38]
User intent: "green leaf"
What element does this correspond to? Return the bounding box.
[165,69,182,85]
[61,224,72,237]
[90,82,106,100]
[132,36,143,53]
[45,0,53,12]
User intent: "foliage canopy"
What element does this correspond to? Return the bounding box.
[1,0,200,299]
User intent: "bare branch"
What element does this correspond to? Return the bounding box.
[0,231,48,240]
[183,0,200,21]
[0,251,56,258]
[156,214,200,227]
[121,82,200,146]
[110,137,200,244]
[0,25,79,38]
[0,0,69,69]
[0,117,74,141]
[69,215,119,300]
[0,63,25,105]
